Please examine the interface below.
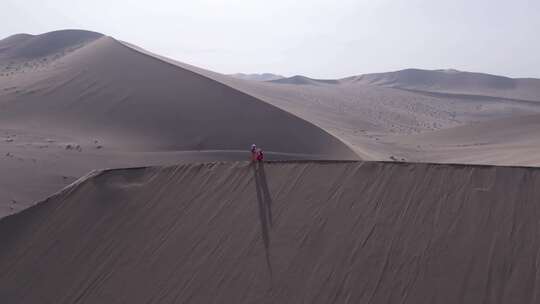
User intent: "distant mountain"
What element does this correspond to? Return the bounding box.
[229,73,284,82]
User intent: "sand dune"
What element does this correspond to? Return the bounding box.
[118,39,540,160]
[2,28,540,303]
[2,28,540,217]
[1,161,540,303]
[126,48,540,161]
[0,30,357,216]
[0,30,102,61]
[229,73,284,82]
[173,68,540,161]
[270,75,340,85]
[350,68,540,101]
[0,34,354,156]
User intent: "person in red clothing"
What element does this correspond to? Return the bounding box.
[256,148,264,162]
[251,144,257,161]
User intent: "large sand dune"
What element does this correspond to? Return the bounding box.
[0,30,356,216]
[1,161,539,303]
[0,33,353,156]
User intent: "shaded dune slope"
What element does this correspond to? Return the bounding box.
[0,33,356,158]
[1,161,539,303]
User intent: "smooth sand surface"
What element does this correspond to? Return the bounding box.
[389,113,540,166]
[1,161,540,303]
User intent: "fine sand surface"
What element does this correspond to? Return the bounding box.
[1,161,540,303]
[389,113,540,166]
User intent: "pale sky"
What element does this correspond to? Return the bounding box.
[1,0,539,78]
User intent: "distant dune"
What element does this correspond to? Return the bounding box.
[349,68,540,101]
[229,72,284,81]
[2,161,540,303]
[0,29,102,61]
[269,75,340,85]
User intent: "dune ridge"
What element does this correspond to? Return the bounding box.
[1,160,540,303]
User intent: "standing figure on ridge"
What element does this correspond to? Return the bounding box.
[256,148,264,162]
[251,144,257,162]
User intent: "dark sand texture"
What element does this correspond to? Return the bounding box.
[1,161,540,303]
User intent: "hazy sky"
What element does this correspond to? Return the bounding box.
[2,0,539,78]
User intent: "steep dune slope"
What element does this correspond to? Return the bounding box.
[0,34,355,157]
[1,161,540,303]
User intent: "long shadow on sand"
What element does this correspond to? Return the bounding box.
[253,161,274,278]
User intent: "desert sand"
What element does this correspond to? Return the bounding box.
[1,29,540,303]
[2,161,540,303]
